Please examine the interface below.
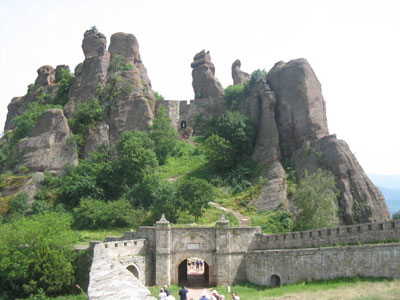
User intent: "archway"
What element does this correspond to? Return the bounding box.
[126,265,139,279]
[270,274,281,287]
[178,258,210,287]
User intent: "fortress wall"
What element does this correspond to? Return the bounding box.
[254,219,400,250]
[246,243,400,287]
[227,226,262,253]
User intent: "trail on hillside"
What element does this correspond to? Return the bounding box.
[210,201,249,225]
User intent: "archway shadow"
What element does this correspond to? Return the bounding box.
[178,259,209,287]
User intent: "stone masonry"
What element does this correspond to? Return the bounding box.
[88,216,400,299]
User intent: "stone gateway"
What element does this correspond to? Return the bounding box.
[88,215,400,299]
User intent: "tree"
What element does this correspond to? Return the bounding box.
[176,178,214,222]
[116,130,158,185]
[294,169,339,230]
[202,134,233,170]
[0,213,77,298]
[215,111,254,167]
[393,210,400,220]
[149,106,179,165]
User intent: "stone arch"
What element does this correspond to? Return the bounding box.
[181,120,187,129]
[176,257,211,287]
[270,274,281,287]
[126,264,140,280]
[172,232,215,252]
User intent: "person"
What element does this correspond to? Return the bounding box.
[166,291,176,300]
[210,290,220,300]
[159,288,167,300]
[164,285,170,296]
[179,285,188,300]
[199,289,210,300]
[196,259,200,271]
[220,296,225,300]
[200,259,204,270]
[231,292,240,300]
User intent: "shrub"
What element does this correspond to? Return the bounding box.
[7,192,29,217]
[110,54,133,72]
[152,90,164,101]
[224,83,250,109]
[251,210,293,233]
[0,213,77,298]
[248,68,267,87]
[150,106,179,165]
[73,198,141,229]
[202,134,233,171]
[52,68,74,106]
[294,169,339,230]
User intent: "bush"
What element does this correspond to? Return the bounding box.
[152,90,164,101]
[251,210,293,233]
[202,134,233,171]
[68,98,103,138]
[73,198,141,229]
[150,106,179,165]
[52,68,74,106]
[7,192,29,217]
[224,83,250,109]
[248,68,267,87]
[117,130,158,185]
[110,54,133,72]
[294,169,339,230]
[0,213,77,298]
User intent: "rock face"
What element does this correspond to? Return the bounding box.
[291,135,390,223]
[16,109,78,174]
[266,59,329,157]
[68,30,110,107]
[34,65,56,86]
[232,59,250,85]
[191,50,224,99]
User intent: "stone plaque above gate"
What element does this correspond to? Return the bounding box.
[187,243,200,250]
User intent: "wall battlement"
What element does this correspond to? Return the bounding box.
[255,219,400,250]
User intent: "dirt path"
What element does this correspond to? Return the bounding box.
[210,201,249,225]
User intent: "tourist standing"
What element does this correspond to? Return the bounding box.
[159,288,167,300]
[166,291,176,300]
[231,292,240,300]
[179,285,188,300]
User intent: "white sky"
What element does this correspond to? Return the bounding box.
[0,0,399,175]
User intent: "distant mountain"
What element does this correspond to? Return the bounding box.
[376,186,400,216]
[368,174,400,190]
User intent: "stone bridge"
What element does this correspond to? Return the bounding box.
[88,215,400,299]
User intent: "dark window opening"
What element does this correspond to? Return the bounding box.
[270,274,281,288]
[181,121,187,129]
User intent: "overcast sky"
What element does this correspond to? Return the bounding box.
[0,0,399,175]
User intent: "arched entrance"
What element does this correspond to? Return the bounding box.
[126,264,139,279]
[178,258,210,287]
[270,274,281,287]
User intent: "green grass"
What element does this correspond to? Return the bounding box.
[149,284,181,298]
[73,228,129,247]
[211,277,394,300]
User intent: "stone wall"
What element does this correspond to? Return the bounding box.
[246,243,400,286]
[254,219,400,250]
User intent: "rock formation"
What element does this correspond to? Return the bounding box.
[15,109,78,174]
[191,50,224,99]
[232,59,250,85]
[266,59,329,157]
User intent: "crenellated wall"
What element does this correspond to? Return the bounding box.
[254,219,400,250]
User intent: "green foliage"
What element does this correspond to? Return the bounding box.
[68,98,103,155]
[110,54,133,72]
[7,192,29,217]
[176,178,214,221]
[150,106,179,165]
[282,158,298,197]
[27,83,35,94]
[0,213,77,298]
[224,83,250,109]
[393,210,400,220]
[294,169,339,231]
[203,134,233,170]
[90,25,98,32]
[52,68,74,106]
[250,210,293,233]
[248,68,267,87]
[125,172,179,222]
[73,198,143,229]
[117,130,158,185]
[37,87,52,104]
[31,200,52,215]
[152,90,164,101]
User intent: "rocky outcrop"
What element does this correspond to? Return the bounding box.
[232,59,250,85]
[34,65,56,86]
[291,135,390,224]
[68,30,110,108]
[267,59,329,157]
[83,122,110,158]
[15,109,78,174]
[191,50,224,99]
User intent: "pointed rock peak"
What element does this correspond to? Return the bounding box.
[108,32,140,62]
[232,59,250,85]
[82,29,107,58]
[34,65,55,86]
[191,50,215,75]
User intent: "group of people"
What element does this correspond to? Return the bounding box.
[187,257,204,271]
[158,286,240,300]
